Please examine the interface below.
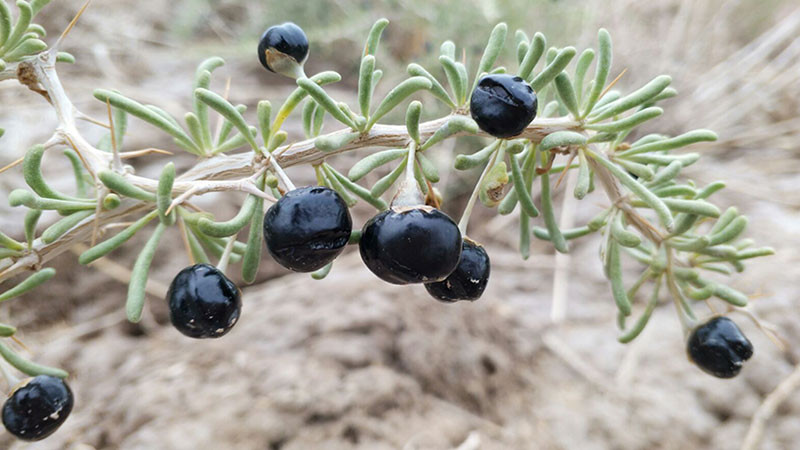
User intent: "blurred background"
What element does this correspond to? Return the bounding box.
[0,0,799,448]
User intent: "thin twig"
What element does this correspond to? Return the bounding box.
[551,170,579,323]
[106,99,122,171]
[76,112,111,129]
[70,244,169,297]
[0,157,24,175]
[177,218,196,266]
[120,148,174,159]
[741,362,800,450]
[53,0,93,50]
[599,68,628,100]
[554,151,577,190]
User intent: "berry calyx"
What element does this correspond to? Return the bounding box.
[425,238,490,302]
[470,74,538,138]
[2,375,73,441]
[263,186,353,272]
[687,316,754,378]
[258,22,309,79]
[359,205,462,285]
[167,263,242,339]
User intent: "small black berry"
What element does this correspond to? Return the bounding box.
[359,206,462,285]
[2,375,73,441]
[263,186,353,272]
[425,239,490,302]
[687,316,754,378]
[470,74,538,138]
[167,263,242,339]
[258,22,309,78]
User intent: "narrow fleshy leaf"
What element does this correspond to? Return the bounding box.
[589,75,672,122]
[94,89,200,154]
[518,32,546,80]
[406,101,422,143]
[530,46,576,92]
[367,76,432,129]
[126,223,166,323]
[554,72,579,117]
[24,145,86,202]
[509,152,539,217]
[197,195,259,237]
[296,77,357,129]
[79,211,158,264]
[0,341,68,379]
[358,55,376,118]
[41,210,93,244]
[195,88,260,152]
[314,131,361,152]
[407,63,456,108]
[421,115,479,151]
[348,148,407,181]
[608,241,632,316]
[157,163,176,226]
[474,23,507,88]
[582,29,612,117]
[364,18,389,56]
[619,129,718,157]
[539,131,586,151]
[0,267,55,302]
[98,170,156,202]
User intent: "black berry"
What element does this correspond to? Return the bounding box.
[687,316,754,378]
[263,186,353,272]
[167,263,242,339]
[2,375,73,441]
[258,22,309,77]
[425,238,490,302]
[470,74,538,138]
[359,206,462,285]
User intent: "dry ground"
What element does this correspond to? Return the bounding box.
[1,0,799,449]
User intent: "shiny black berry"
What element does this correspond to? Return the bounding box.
[359,206,462,285]
[258,22,309,78]
[263,186,352,272]
[425,239,490,302]
[167,263,242,339]
[687,316,754,378]
[470,74,538,138]
[2,375,73,441]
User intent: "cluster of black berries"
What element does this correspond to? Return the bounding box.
[262,185,492,303]
[162,22,752,382]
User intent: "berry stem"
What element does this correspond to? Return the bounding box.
[458,141,502,235]
[216,235,238,275]
[665,249,698,334]
[404,140,417,186]
[265,153,295,191]
[390,141,425,207]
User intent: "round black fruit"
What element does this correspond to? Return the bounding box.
[263,186,353,272]
[2,375,73,441]
[258,22,309,76]
[470,74,538,138]
[359,206,462,285]
[167,263,242,339]
[425,239,490,302]
[687,316,754,378]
